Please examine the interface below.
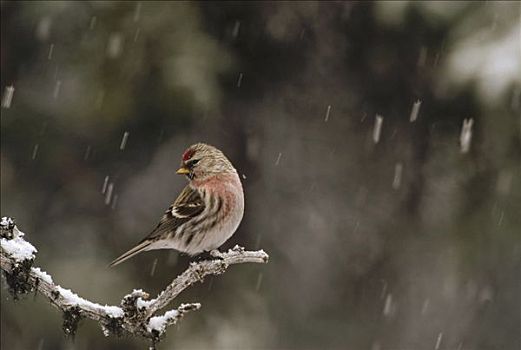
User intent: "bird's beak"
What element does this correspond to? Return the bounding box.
[176,166,190,175]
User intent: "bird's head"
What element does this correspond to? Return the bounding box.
[177,143,236,181]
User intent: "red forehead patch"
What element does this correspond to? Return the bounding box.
[182,148,195,161]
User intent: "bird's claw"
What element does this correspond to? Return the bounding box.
[210,249,224,259]
[194,250,224,262]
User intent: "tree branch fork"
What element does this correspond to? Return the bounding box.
[0,217,268,345]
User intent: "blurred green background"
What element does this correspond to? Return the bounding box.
[1,1,520,349]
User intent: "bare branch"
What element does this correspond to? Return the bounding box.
[144,246,269,318]
[0,217,269,345]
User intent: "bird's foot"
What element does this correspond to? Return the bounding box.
[210,249,225,259]
[194,250,224,262]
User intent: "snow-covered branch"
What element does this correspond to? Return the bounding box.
[0,217,269,347]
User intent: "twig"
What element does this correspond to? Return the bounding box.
[144,247,268,318]
[0,217,269,345]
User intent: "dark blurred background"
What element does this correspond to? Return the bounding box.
[1,1,520,349]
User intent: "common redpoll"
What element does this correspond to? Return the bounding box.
[110,143,244,266]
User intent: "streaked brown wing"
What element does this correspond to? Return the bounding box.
[142,185,205,242]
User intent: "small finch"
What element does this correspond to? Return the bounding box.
[109,143,244,266]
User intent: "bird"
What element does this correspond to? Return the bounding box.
[109,143,244,267]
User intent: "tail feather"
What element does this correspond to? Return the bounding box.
[109,240,152,267]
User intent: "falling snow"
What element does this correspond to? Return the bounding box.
[101,176,109,194]
[275,152,282,166]
[435,332,443,350]
[496,170,512,195]
[120,131,130,150]
[53,80,62,99]
[1,85,15,108]
[1,4,517,348]
[409,100,422,122]
[107,33,124,58]
[371,341,381,350]
[134,2,142,22]
[255,272,264,291]
[134,28,141,42]
[89,16,97,30]
[324,104,332,122]
[105,183,114,205]
[380,280,387,299]
[111,194,119,210]
[206,276,214,291]
[373,115,384,144]
[460,118,474,154]
[383,293,394,317]
[232,20,241,38]
[150,258,158,276]
[421,298,430,315]
[36,17,52,41]
[31,144,40,160]
[254,234,262,250]
[392,162,403,189]
[84,145,92,160]
[48,43,54,60]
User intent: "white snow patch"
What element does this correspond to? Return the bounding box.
[56,286,124,318]
[32,267,53,284]
[1,217,14,227]
[126,289,154,310]
[103,305,124,318]
[147,309,179,333]
[136,297,154,310]
[1,232,37,262]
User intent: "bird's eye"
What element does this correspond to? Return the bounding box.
[188,159,200,167]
